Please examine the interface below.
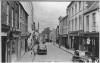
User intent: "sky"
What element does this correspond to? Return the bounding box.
[32,2,70,33]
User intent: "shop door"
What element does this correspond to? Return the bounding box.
[95,37,99,58]
[2,36,7,62]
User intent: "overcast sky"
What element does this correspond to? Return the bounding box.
[32,2,70,32]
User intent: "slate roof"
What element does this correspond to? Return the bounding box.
[84,2,99,15]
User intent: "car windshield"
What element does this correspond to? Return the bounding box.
[39,44,46,48]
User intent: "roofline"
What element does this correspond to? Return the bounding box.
[83,2,99,15]
[60,15,68,21]
[18,2,29,16]
[83,8,98,15]
[67,1,74,8]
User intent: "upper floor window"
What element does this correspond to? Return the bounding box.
[79,15,81,30]
[75,17,77,30]
[72,19,74,31]
[69,21,70,31]
[92,13,96,31]
[79,1,81,11]
[72,7,74,16]
[75,2,77,13]
[11,8,14,27]
[7,3,9,25]
[86,15,89,31]
[15,11,19,29]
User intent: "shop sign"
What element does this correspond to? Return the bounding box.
[62,34,67,37]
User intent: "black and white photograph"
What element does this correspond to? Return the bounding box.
[1,0,100,63]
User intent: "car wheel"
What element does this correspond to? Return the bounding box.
[45,53,47,55]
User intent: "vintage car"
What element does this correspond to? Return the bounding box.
[37,44,47,55]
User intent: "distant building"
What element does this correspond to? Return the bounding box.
[56,25,59,44]
[58,15,69,48]
[49,29,56,43]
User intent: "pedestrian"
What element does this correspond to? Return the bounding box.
[33,46,37,56]
[59,43,61,48]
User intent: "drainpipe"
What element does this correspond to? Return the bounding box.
[99,0,100,60]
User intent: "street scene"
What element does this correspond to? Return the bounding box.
[1,0,100,63]
[33,43,72,62]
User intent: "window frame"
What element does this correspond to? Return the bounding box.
[92,13,96,31]
[86,15,89,31]
[11,8,14,27]
[6,3,10,25]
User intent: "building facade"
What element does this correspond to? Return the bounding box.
[49,29,56,43]
[58,1,99,59]
[66,1,99,58]
[58,16,69,48]
[1,1,29,62]
[1,1,21,62]
[19,2,29,57]
[56,25,59,44]
[21,2,35,51]
[67,1,88,50]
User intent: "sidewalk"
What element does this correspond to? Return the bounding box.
[18,50,35,62]
[11,54,17,62]
[54,43,74,55]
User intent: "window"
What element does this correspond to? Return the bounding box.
[11,8,14,27]
[79,1,81,11]
[79,15,81,30]
[86,15,89,31]
[92,13,96,31]
[72,19,74,31]
[75,17,77,30]
[71,20,72,31]
[15,12,19,29]
[7,4,9,25]
[75,2,77,13]
[72,7,73,16]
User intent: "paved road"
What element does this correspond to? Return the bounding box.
[33,43,73,62]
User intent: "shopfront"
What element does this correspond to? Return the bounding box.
[62,34,68,48]
[83,32,99,58]
[69,31,79,50]
[1,24,11,62]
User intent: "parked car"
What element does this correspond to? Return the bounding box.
[37,43,47,55]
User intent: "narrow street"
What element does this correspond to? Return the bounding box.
[1,1,100,63]
[33,43,73,62]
